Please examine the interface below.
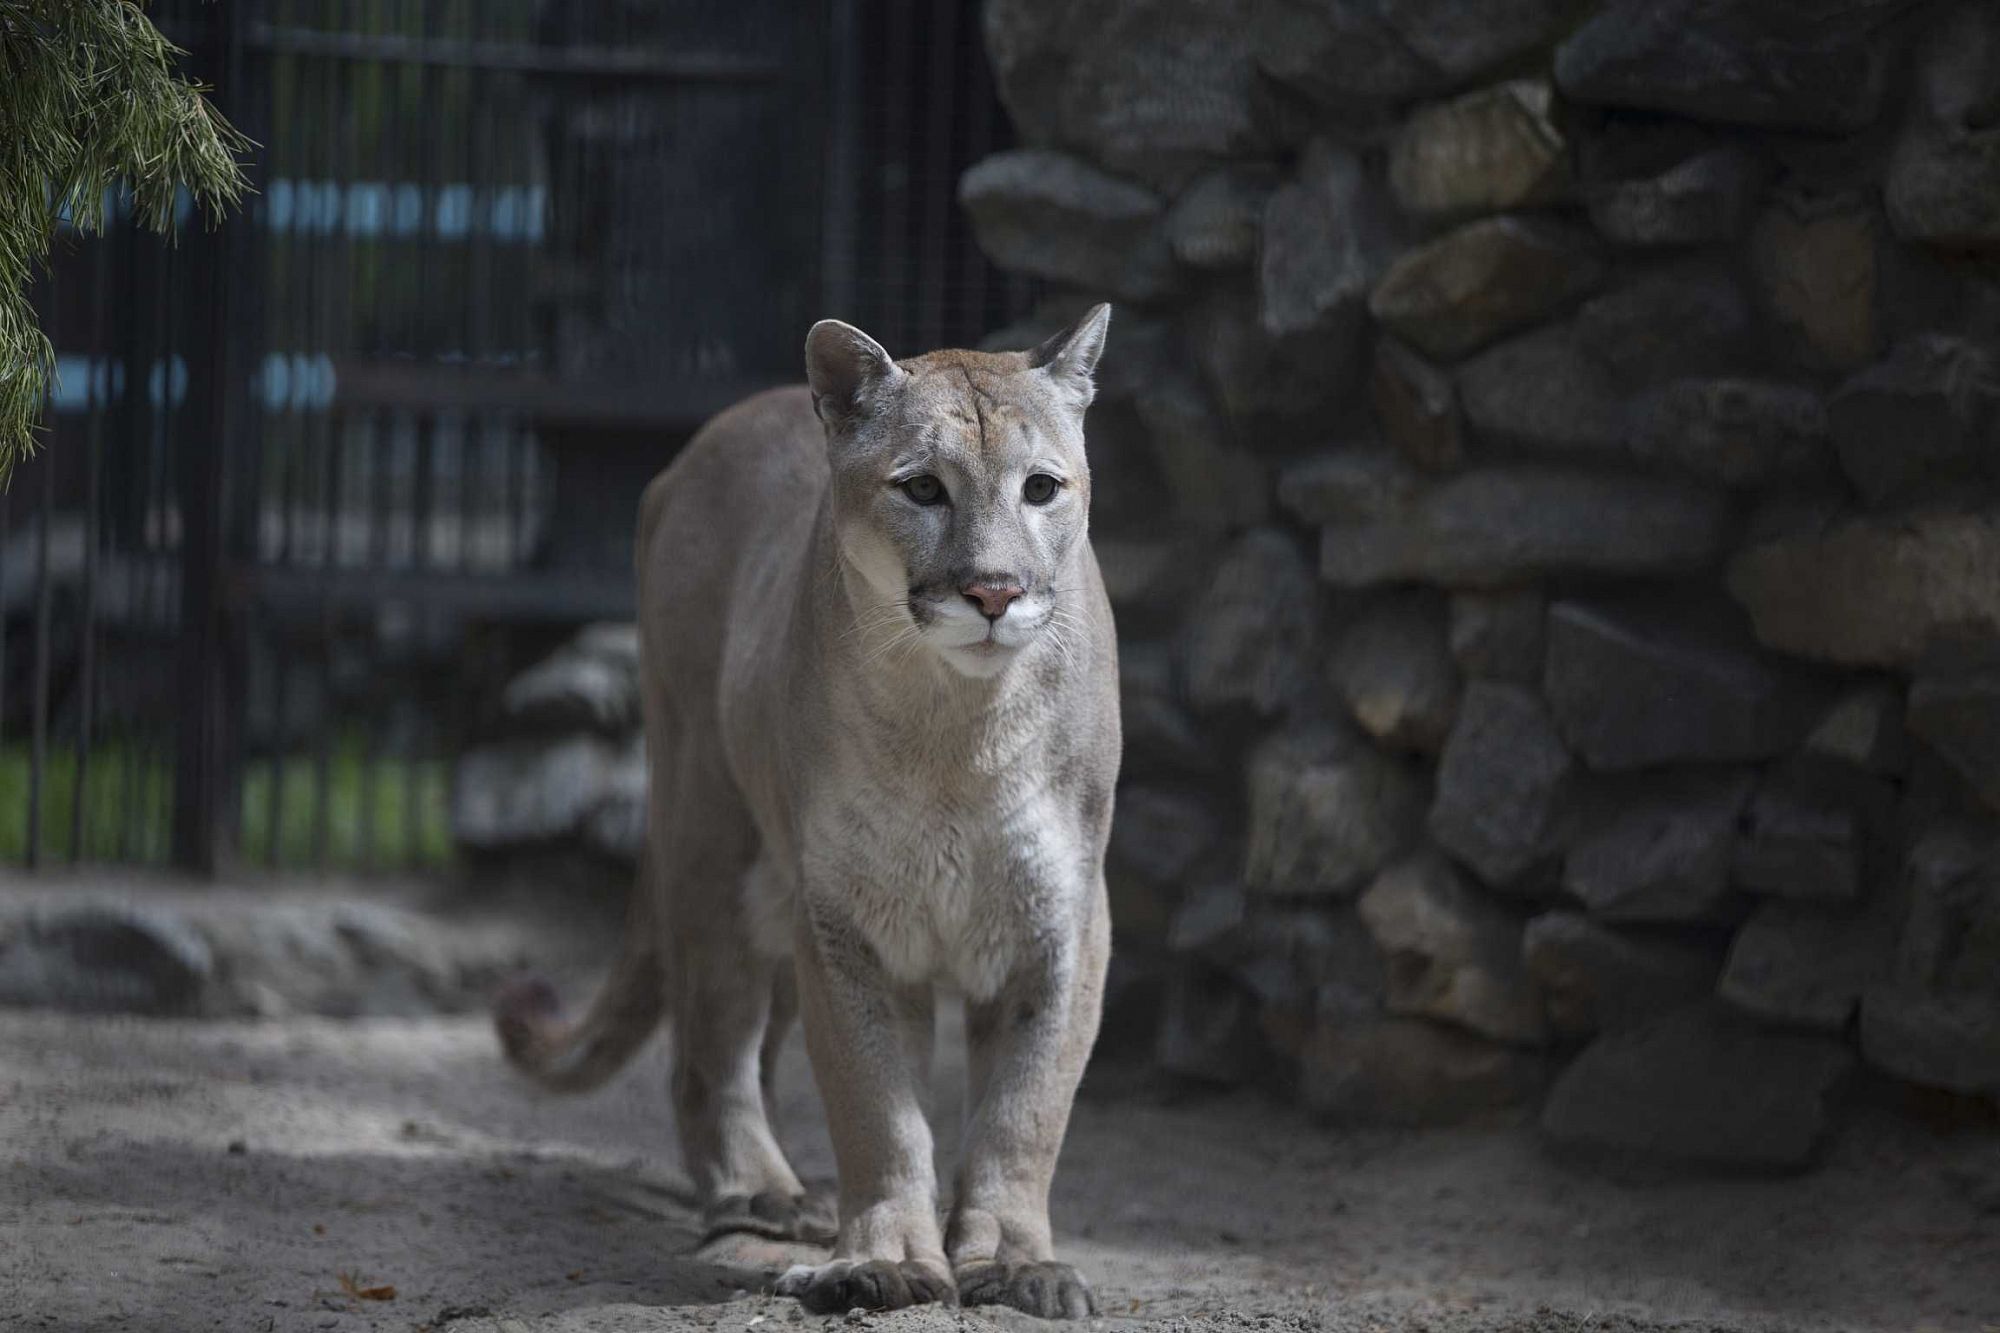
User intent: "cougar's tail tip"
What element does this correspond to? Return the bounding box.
[494,973,563,1065]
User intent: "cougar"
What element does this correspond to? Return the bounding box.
[496,305,1120,1319]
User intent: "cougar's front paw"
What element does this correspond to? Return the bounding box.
[956,1260,1095,1320]
[703,1190,836,1245]
[776,1258,955,1313]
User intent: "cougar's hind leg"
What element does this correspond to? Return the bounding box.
[659,767,817,1244]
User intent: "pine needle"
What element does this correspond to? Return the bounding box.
[0,0,251,486]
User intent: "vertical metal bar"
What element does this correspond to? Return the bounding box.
[70,237,111,862]
[821,0,860,321]
[917,0,957,353]
[26,439,55,870]
[264,630,286,868]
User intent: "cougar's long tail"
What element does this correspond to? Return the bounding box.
[493,857,666,1093]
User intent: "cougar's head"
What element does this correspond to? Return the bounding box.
[805,304,1109,680]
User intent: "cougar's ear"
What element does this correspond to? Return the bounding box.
[1028,303,1111,411]
[805,320,902,429]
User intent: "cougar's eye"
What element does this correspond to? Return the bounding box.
[901,474,946,506]
[1023,473,1061,505]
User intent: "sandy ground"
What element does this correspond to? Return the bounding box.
[1,890,1997,1333]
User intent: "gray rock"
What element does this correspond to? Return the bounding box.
[1553,0,1913,132]
[1368,216,1604,363]
[1260,141,1395,346]
[1861,821,2000,1091]
[1455,322,1624,458]
[452,733,646,852]
[1358,851,1549,1044]
[1805,683,1909,775]
[1371,337,1465,472]
[1572,265,1756,388]
[1300,1009,1547,1126]
[1829,336,2000,509]
[1277,446,1424,525]
[1157,965,1263,1084]
[1186,280,1339,417]
[1624,379,1830,489]
[983,0,1266,191]
[1541,1006,1854,1169]
[1731,762,1889,902]
[1543,599,1812,771]
[1860,988,2000,1097]
[1318,465,1729,588]
[1246,724,1427,898]
[1428,683,1576,887]
[0,905,212,1015]
[1179,528,1318,715]
[503,624,642,735]
[1133,379,1272,531]
[1120,641,1217,777]
[1173,893,1387,1022]
[1907,666,2000,813]
[1523,912,1720,1037]
[1586,146,1761,247]
[1726,512,2000,668]
[1564,771,1756,923]
[1750,190,1883,373]
[958,150,1178,303]
[1258,0,1581,108]
[1448,587,1547,685]
[1885,3,2000,249]
[1164,167,1277,269]
[1720,900,1889,1030]
[1329,595,1460,754]
[1110,785,1221,888]
[1389,80,1569,221]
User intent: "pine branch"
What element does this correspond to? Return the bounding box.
[0,0,251,487]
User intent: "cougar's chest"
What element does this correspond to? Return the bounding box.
[811,767,1080,1002]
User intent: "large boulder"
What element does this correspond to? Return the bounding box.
[1453,322,1624,459]
[1447,587,1547,686]
[1256,0,1581,110]
[1542,598,1816,771]
[1368,216,1604,363]
[1523,912,1721,1037]
[1132,379,1273,532]
[1358,851,1549,1044]
[1623,379,1831,489]
[1370,337,1465,473]
[1827,336,2000,509]
[0,904,211,1015]
[1726,512,2000,668]
[1388,80,1570,221]
[1730,761,1891,902]
[1720,900,1891,1030]
[1300,1008,1547,1126]
[1553,0,1916,132]
[1278,445,1425,525]
[1541,1006,1854,1170]
[1563,770,1755,922]
[1259,141,1396,349]
[1585,145,1761,248]
[1328,595,1461,754]
[983,0,1266,191]
[452,732,646,862]
[1317,465,1729,589]
[1571,265,1757,388]
[1428,682,1576,887]
[1179,528,1319,715]
[1885,3,2000,250]
[1164,167,1277,269]
[1749,189,1883,373]
[958,150,1178,303]
[1907,665,2000,813]
[1859,821,2000,1095]
[1245,724,1427,898]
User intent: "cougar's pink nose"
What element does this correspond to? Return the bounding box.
[962,579,1025,620]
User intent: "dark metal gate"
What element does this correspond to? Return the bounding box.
[2,0,1026,874]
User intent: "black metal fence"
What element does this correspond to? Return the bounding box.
[1,0,1025,874]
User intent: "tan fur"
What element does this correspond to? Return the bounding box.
[496,307,1121,1319]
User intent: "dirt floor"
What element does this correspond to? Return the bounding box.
[1,883,1997,1333]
